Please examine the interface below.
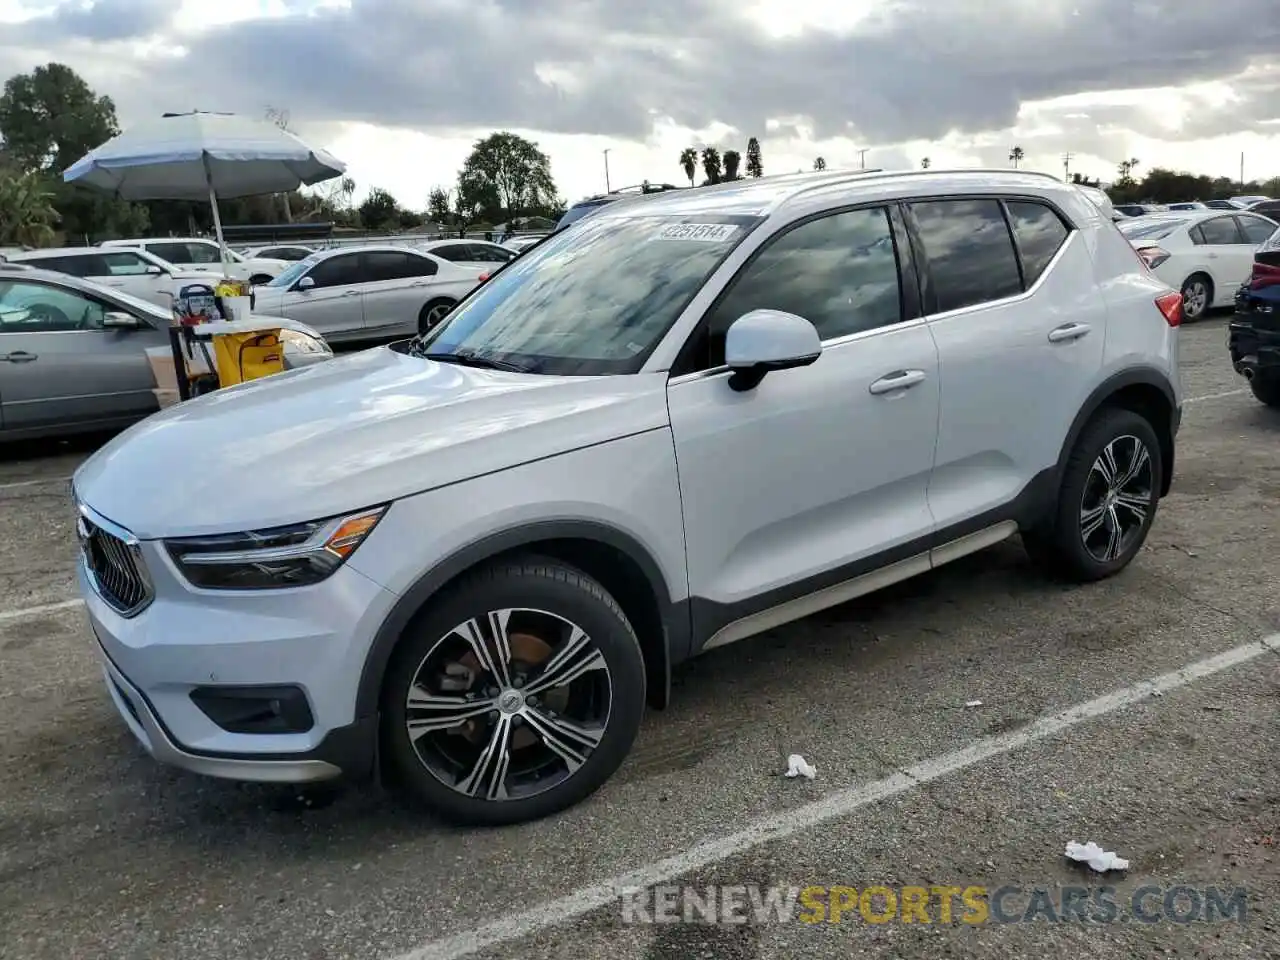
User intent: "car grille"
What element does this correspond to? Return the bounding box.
[78,511,153,616]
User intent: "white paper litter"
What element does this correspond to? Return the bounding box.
[785,754,816,779]
[965,699,983,708]
[1065,841,1130,872]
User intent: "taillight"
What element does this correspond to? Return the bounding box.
[1154,291,1182,327]
[478,273,490,282]
[1136,246,1170,269]
[1249,262,1280,290]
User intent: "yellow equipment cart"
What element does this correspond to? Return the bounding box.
[167,316,324,399]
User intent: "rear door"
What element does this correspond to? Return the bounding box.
[0,277,160,432]
[911,196,1106,529]
[359,250,438,339]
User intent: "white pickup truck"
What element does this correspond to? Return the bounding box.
[99,237,288,285]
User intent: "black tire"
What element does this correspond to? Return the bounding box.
[1180,273,1213,321]
[381,557,646,826]
[1023,407,1163,583]
[1249,373,1280,408]
[418,298,456,335]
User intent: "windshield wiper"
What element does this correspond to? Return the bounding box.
[425,349,533,373]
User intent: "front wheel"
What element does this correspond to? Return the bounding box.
[381,558,646,826]
[1249,372,1280,408]
[418,298,456,335]
[1023,408,1163,582]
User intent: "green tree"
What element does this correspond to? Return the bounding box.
[0,166,59,246]
[427,186,452,225]
[813,156,826,171]
[1009,145,1024,169]
[722,150,742,181]
[456,132,557,225]
[678,147,698,186]
[745,137,763,178]
[700,147,722,184]
[359,187,400,230]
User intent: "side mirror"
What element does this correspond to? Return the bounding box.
[144,264,163,275]
[724,309,822,392]
[295,276,316,292]
[103,310,141,329]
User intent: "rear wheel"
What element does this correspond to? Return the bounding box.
[1180,274,1212,321]
[418,298,456,334]
[1250,372,1280,408]
[381,558,646,825]
[1023,408,1162,582]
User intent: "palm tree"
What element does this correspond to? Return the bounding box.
[722,150,742,181]
[0,169,59,247]
[679,148,698,187]
[813,157,827,171]
[921,157,931,169]
[701,147,722,184]
[1009,146,1025,169]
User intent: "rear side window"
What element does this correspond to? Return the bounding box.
[1005,201,1070,287]
[910,199,1022,313]
[430,244,471,262]
[1237,216,1277,245]
[1193,217,1244,245]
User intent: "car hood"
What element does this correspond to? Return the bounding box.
[72,346,670,539]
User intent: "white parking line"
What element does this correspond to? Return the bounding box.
[0,598,84,623]
[1183,388,1247,404]
[391,635,1280,960]
[0,476,72,492]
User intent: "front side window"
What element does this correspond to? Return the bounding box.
[1237,216,1278,245]
[0,279,106,331]
[910,199,1022,313]
[17,255,85,277]
[694,206,902,369]
[306,254,362,288]
[1005,200,1071,287]
[183,242,224,264]
[416,213,759,375]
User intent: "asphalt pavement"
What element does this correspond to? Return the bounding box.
[1,315,1278,960]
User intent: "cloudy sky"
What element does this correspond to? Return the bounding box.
[1,0,1278,210]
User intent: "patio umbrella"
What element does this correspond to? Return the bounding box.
[63,110,346,276]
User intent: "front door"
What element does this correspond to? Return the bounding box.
[0,278,159,432]
[279,252,366,342]
[666,205,940,648]
[359,250,439,339]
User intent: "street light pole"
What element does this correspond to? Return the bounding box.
[857,148,869,169]
[603,149,612,193]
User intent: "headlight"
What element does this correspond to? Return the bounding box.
[164,506,385,589]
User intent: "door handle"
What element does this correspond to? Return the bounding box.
[1047,322,1091,343]
[1207,253,1218,259]
[342,290,361,297]
[868,369,926,395]
[0,351,37,363]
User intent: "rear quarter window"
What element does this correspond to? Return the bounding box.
[1005,201,1071,287]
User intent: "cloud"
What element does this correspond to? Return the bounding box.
[0,0,1278,156]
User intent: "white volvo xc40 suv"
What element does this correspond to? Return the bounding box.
[73,169,1182,825]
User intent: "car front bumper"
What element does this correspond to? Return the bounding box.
[79,520,397,784]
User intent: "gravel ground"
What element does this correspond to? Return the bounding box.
[0,315,1277,960]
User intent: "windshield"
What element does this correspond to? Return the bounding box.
[1117,218,1188,241]
[412,213,761,375]
[266,254,322,288]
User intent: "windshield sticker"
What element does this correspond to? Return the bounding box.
[656,223,740,242]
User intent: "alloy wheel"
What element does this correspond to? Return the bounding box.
[404,608,612,802]
[1079,434,1155,563]
[425,302,453,327]
[1182,280,1208,319]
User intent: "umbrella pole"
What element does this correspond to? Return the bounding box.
[202,154,230,280]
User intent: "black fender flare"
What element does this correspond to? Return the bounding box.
[1054,366,1179,498]
[353,520,683,720]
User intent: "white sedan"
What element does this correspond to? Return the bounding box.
[99,237,289,284]
[414,238,518,272]
[1117,209,1279,320]
[249,245,484,343]
[5,246,232,309]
